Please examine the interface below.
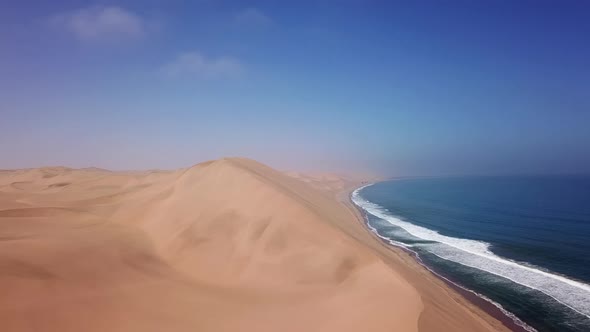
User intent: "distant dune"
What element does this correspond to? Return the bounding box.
[0,158,506,331]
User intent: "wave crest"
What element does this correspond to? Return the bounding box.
[352,185,590,319]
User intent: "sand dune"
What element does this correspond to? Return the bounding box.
[0,158,505,331]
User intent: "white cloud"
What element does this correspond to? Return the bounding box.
[235,8,272,27]
[50,6,145,42]
[161,51,243,79]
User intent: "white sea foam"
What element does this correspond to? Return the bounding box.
[365,220,411,249]
[352,185,590,319]
[415,250,537,332]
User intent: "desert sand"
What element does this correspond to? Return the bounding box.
[0,158,508,331]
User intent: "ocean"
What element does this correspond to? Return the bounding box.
[352,176,590,332]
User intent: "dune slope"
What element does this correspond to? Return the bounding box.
[0,158,421,332]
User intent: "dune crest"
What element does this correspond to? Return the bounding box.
[114,158,385,288]
[0,158,422,332]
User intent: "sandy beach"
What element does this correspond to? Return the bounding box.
[0,158,508,331]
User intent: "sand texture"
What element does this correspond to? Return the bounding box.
[0,158,507,331]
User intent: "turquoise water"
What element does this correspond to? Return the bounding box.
[353,176,590,332]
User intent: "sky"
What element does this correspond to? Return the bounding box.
[1,0,589,176]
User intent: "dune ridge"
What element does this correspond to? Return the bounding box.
[0,158,505,331]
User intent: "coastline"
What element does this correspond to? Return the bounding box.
[0,160,535,331]
[335,183,521,332]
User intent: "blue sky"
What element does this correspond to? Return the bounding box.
[1,1,589,176]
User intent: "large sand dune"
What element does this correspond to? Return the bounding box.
[0,158,506,331]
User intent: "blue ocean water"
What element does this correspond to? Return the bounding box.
[352,176,590,332]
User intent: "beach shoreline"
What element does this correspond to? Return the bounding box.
[337,183,530,332]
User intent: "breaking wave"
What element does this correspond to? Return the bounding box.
[352,185,590,320]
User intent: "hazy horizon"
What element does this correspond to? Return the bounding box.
[2,1,589,177]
